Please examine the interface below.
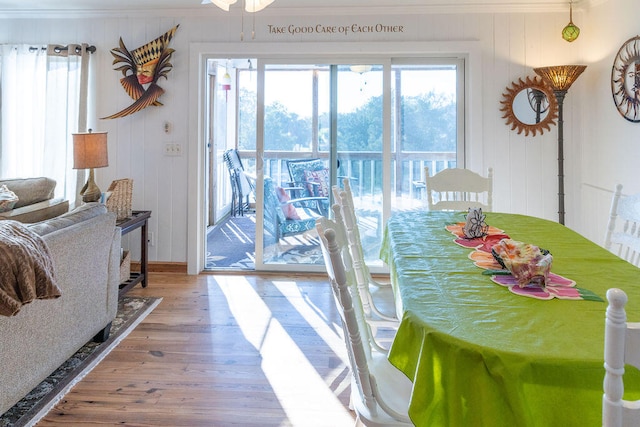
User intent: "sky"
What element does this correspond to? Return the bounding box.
[246,65,457,116]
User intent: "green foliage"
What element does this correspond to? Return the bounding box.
[238,88,456,153]
[401,92,456,152]
[337,96,383,152]
[238,88,256,150]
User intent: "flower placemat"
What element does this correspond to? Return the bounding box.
[446,222,602,301]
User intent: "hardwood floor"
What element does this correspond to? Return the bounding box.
[36,272,358,426]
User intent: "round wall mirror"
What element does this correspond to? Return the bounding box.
[500,76,558,136]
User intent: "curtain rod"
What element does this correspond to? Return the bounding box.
[27,44,96,54]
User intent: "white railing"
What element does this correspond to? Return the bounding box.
[238,150,456,199]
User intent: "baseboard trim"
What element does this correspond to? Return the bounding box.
[131,261,187,274]
[130,263,390,277]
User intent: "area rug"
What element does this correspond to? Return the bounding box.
[206,215,323,269]
[206,215,257,269]
[0,296,162,427]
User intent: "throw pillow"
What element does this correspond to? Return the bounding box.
[0,184,19,213]
[303,168,330,197]
[276,186,301,220]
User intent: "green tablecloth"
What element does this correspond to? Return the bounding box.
[380,211,640,427]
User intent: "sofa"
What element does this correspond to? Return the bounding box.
[0,177,69,223]
[0,203,121,415]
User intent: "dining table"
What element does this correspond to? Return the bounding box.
[380,210,640,427]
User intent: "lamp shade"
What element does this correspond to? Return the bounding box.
[533,65,587,92]
[73,131,108,170]
[208,0,237,11]
[245,0,274,12]
[350,65,373,74]
[204,0,273,12]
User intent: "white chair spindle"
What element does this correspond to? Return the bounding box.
[603,288,640,427]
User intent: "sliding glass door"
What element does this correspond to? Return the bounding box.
[208,57,464,272]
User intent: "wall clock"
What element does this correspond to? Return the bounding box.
[612,35,640,122]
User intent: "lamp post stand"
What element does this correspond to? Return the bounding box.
[554,90,567,225]
[533,64,586,226]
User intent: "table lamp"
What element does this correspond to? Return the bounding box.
[73,130,108,203]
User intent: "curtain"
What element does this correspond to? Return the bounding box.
[0,43,94,207]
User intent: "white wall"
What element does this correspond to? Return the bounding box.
[2,3,622,270]
[580,0,640,245]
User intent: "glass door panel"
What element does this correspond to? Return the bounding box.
[260,64,329,267]
[389,62,462,214]
[335,65,384,267]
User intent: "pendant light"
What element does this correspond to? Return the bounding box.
[562,1,580,42]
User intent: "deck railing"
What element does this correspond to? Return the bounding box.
[237,150,456,199]
[232,150,456,267]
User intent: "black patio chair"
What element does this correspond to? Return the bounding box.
[223,149,254,216]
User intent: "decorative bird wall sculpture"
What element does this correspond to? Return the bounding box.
[101,25,179,119]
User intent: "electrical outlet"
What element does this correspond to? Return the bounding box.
[164,142,182,156]
[148,232,155,246]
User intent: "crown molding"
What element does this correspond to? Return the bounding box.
[0,0,603,19]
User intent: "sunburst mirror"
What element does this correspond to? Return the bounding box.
[500,75,558,136]
[612,35,640,122]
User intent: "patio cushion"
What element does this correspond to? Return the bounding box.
[287,159,326,189]
[276,186,300,220]
[303,168,330,197]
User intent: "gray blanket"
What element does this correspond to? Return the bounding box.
[0,220,60,316]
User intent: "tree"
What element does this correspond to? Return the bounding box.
[238,88,256,150]
[401,91,456,152]
[239,87,456,154]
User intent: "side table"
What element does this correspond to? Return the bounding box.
[116,210,151,296]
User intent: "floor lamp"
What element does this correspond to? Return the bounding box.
[73,130,109,203]
[533,65,586,225]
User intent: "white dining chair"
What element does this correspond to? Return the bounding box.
[333,179,399,327]
[316,213,390,354]
[604,184,640,267]
[318,225,413,427]
[603,288,640,427]
[423,167,493,212]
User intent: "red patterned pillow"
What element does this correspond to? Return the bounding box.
[303,168,330,197]
[0,185,19,213]
[276,186,300,220]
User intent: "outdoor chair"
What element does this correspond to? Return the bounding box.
[223,149,254,217]
[423,166,493,211]
[317,224,412,426]
[603,288,640,426]
[263,176,326,246]
[286,158,330,215]
[604,184,640,267]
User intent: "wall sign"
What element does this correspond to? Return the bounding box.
[266,23,404,36]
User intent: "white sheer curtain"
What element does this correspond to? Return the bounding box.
[0,43,93,206]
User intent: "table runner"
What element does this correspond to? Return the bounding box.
[381,211,640,427]
[445,221,603,301]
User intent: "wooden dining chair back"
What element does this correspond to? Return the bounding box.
[424,167,493,211]
[603,288,640,426]
[604,184,640,267]
[318,225,413,426]
[316,213,389,354]
[333,179,399,328]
